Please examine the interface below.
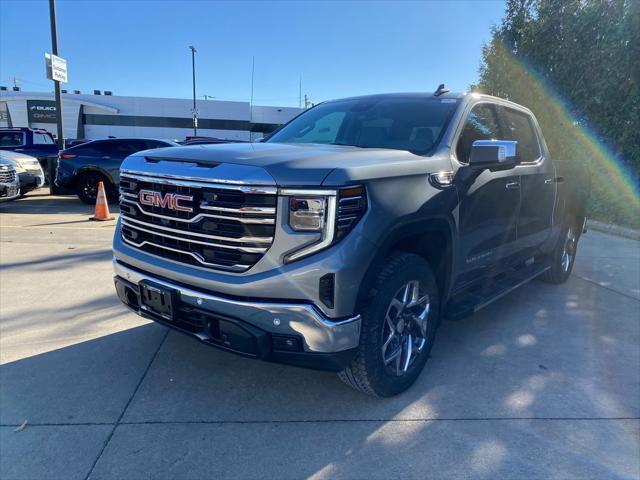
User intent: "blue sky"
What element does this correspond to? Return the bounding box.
[0,0,505,107]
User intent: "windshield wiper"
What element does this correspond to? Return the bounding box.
[329,142,365,148]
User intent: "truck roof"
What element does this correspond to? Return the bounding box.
[323,91,467,103]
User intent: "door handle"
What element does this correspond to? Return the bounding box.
[505,181,520,189]
[544,177,564,184]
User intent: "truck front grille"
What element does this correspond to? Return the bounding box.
[119,173,277,272]
[0,168,16,183]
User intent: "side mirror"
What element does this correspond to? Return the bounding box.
[469,140,518,170]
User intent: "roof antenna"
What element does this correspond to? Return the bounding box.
[434,84,450,96]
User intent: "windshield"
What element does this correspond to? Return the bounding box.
[267,97,459,154]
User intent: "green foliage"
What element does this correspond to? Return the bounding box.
[477,0,640,228]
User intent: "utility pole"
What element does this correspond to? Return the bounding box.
[304,94,311,109]
[250,56,255,114]
[48,0,64,150]
[189,46,197,136]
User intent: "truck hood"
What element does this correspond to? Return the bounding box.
[136,142,422,186]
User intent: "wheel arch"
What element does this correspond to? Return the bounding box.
[354,215,456,315]
[72,166,115,188]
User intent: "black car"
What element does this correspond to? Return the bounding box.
[55,138,178,204]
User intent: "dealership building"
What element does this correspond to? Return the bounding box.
[0,89,302,142]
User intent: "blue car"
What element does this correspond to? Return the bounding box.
[55,138,178,204]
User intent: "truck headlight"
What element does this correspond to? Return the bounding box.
[289,197,327,231]
[281,186,367,263]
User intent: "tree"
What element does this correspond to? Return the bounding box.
[476,0,640,227]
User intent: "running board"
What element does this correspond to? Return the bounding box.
[445,263,551,320]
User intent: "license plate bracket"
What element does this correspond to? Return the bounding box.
[139,280,178,321]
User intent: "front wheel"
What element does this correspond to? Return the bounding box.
[338,253,440,397]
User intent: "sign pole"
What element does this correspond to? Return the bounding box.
[48,0,64,151]
[189,46,197,137]
[47,0,64,195]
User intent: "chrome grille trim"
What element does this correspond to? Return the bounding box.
[119,172,277,272]
[0,170,17,183]
[199,204,276,214]
[121,171,278,194]
[121,216,273,244]
[122,237,250,271]
[121,189,276,215]
[121,220,268,253]
[120,198,275,224]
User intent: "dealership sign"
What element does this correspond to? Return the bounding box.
[27,100,57,123]
[45,53,68,83]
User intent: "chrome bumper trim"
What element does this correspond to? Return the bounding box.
[113,259,361,353]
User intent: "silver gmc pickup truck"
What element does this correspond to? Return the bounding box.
[113,88,589,396]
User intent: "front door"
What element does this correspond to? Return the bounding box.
[454,102,521,287]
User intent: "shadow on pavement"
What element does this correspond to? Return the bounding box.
[0,249,113,271]
[1,276,638,479]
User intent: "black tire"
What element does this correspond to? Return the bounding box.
[541,218,580,284]
[75,172,112,205]
[338,252,440,397]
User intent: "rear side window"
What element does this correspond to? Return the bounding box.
[0,132,24,147]
[498,108,541,163]
[34,133,55,145]
[69,140,150,158]
[131,140,169,152]
[69,142,109,157]
[455,104,501,163]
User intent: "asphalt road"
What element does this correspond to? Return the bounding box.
[1,191,639,480]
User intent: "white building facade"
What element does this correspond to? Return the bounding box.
[0,90,302,142]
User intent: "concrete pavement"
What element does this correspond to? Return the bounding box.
[1,192,639,479]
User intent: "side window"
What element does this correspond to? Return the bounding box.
[499,108,541,163]
[0,132,25,147]
[146,140,171,150]
[89,140,137,158]
[122,140,154,155]
[455,104,501,163]
[71,141,108,157]
[34,133,55,145]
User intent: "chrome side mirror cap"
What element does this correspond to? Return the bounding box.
[469,140,518,170]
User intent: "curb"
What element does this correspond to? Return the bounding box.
[587,219,640,241]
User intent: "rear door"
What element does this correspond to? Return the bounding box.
[454,102,522,286]
[98,140,150,184]
[497,106,555,254]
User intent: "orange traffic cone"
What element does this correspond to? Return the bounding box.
[90,181,114,221]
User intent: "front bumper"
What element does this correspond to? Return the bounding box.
[0,182,20,201]
[18,171,45,192]
[113,259,361,370]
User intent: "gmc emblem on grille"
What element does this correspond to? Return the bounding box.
[139,189,194,213]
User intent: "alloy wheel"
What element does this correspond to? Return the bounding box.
[561,226,577,272]
[381,280,430,376]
